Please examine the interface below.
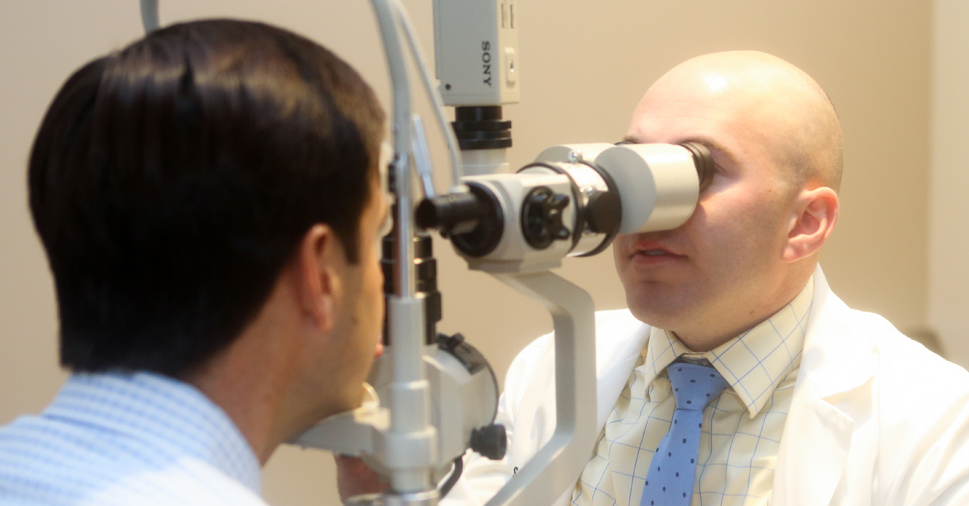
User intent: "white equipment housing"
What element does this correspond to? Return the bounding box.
[434,0,520,106]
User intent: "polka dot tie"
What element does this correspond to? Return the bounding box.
[639,362,728,506]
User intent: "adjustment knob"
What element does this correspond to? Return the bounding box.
[440,332,466,352]
[521,187,571,250]
[470,424,507,461]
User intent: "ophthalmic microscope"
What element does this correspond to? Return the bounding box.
[137,2,713,505]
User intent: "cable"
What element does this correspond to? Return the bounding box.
[412,115,437,199]
[369,0,416,297]
[438,455,464,497]
[389,0,465,187]
[140,0,159,32]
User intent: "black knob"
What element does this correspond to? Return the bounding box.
[470,424,507,461]
[521,187,571,250]
[440,332,465,352]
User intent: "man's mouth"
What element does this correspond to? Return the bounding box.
[629,245,685,263]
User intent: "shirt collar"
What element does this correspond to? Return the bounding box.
[642,275,815,418]
[45,371,262,495]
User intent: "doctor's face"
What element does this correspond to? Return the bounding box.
[613,61,801,351]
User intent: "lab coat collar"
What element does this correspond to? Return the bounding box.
[773,265,877,506]
[799,266,877,399]
[589,268,877,506]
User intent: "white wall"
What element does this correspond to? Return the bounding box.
[930,0,969,367]
[0,1,935,504]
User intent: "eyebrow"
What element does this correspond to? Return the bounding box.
[619,135,738,167]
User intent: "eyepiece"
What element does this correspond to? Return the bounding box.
[417,192,482,235]
[416,184,504,258]
[678,142,715,191]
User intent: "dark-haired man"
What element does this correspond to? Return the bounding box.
[0,19,387,505]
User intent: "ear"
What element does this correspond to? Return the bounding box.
[782,186,839,263]
[294,224,347,332]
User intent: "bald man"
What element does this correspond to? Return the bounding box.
[440,51,969,506]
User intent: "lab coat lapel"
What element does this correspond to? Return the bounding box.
[513,312,650,460]
[594,318,650,431]
[550,314,649,506]
[774,376,854,506]
[773,267,876,506]
[545,311,650,506]
[514,339,558,459]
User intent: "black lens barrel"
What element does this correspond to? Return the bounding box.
[452,106,512,150]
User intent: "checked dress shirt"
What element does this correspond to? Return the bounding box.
[571,276,815,506]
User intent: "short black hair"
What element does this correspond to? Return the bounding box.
[28,19,385,377]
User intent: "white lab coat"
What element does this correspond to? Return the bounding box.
[443,267,969,506]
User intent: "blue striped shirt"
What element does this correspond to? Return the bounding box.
[0,372,265,506]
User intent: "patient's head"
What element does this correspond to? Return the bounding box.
[29,19,386,377]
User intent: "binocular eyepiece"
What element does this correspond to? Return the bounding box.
[417,142,713,262]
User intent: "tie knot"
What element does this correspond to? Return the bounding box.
[667,363,728,411]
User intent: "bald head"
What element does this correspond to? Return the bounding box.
[631,51,843,192]
[616,51,843,350]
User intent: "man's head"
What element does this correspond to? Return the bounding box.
[614,51,841,351]
[29,20,386,393]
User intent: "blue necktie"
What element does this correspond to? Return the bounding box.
[640,361,728,506]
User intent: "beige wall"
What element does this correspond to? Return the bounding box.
[930,0,969,368]
[0,1,934,504]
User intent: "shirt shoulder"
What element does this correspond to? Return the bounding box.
[838,306,966,382]
[0,416,267,506]
[0,373,264,506]
[82,458,268,506]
